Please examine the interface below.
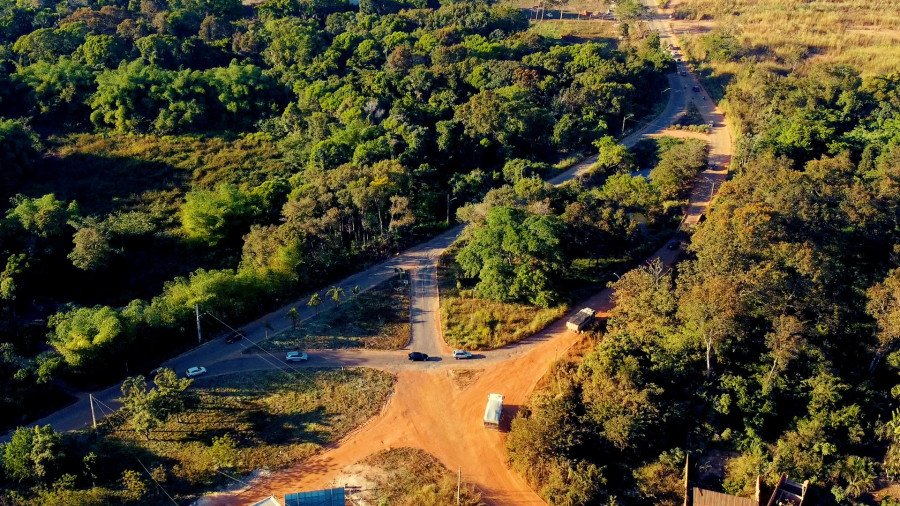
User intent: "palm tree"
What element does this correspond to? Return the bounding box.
[307,293,322,316]
[326,286,344,304]
[287,307,300,330]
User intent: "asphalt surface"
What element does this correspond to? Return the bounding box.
[10,4,727,440]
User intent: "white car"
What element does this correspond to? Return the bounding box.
[286,351,308,362]
[453,350,473,360]
[185,366,206,378]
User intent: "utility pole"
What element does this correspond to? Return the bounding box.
[195,304,202,344]
[621,113,634,134]
[89,394,96,429]
[457,467,461,505]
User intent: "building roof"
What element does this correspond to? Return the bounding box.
[693,488,756,506]
[284,488,345,506]
[251,497,281,506]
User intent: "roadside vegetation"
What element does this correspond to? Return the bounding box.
[259,275,410,350]
[0,0,672,428]
[0,368,394,504]
[347,448,484,505]
[508,47,900,506]
[440,135,707,350]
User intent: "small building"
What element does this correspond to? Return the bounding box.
[285,487,345,506]
[684,455,809,506]
[251,497,282,506]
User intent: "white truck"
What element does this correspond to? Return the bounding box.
[566,308,595,333]
[483,393,504,430]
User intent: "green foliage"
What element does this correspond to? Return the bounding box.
[68,224,114,270]
[180,183,255,246]
[78,33,128,69]
[457,206,565,307]
[17,57,95,122]
[2,425,64,485]
[47,305,130,371]
[12,22,86,63]
[0,119,40,184]
[120,368,192,438]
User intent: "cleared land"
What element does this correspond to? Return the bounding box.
[104,368,394,501]
[668,0,900,75]
[256,275,410,351]
[333,448,484,505]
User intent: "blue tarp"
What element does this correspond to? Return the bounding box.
[284,487,345,506]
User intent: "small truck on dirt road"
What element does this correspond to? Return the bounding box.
[566,308,596,333]
[483,393,504,430]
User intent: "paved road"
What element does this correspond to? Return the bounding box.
[11,5,707,438]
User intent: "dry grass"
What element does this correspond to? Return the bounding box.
[360,448,484,506]
[527,19,620,39]
[669,0,900,76]
[439,253,567,350]
[259,275,411,351]
[105,368,395,499]
[441,295,567,350]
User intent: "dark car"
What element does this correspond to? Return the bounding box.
[224,332,243,344]
[408,352,429,361]
[692,86,701,93]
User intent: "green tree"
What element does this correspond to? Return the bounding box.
[866,267,900,372]
[2,425,63,484]
[120,469,148,502]
[326,285,344,304]
[0,119,41,185]
[48,305,126,371]
[307,292,322,316]
[287,306,300,330]
[69,225,114,271]
[457,206,565,307]
[181,184,255,246]
[17,58,94,122]
[78,33,127,69]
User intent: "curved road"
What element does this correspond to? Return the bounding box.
[11,3,732,504]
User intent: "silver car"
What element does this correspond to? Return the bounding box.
[286,351,308,362]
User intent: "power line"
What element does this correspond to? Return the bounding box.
[202,311,314,386]
[136,458,179,505]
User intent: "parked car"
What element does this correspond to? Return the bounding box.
[408,352,429,361]
[224,332,242,344]
[286,351,308,362]
[186,366,206,378]
[692,86,701,92]
[453,350,473,360]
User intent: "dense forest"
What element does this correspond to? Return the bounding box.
[506,63,900,503]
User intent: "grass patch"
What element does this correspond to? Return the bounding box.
[359,448,484,506]
[439,253,567,350]
[103,368,394,500]
[672,101,712,133]
[258,275,410,351]
[669,0,900,76]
